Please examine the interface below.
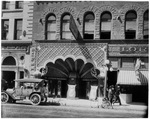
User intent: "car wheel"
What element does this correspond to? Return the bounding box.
[30,93,41,105]
[1,92,9,103]
[41,95,47,103]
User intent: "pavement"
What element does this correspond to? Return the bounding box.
[47,97,148,111]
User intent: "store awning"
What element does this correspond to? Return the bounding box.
[117,70,148,85]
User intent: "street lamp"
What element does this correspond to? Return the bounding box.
[103,59,113,98]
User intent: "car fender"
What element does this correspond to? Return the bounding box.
[2,91,15,100]
[29,92,41,99]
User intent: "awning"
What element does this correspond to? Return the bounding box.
[117,70,148,85]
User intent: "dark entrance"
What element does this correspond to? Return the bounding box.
[107,71,117,87]
[76,79,86,99]
[2,71,15,89]
[61,80,67,98]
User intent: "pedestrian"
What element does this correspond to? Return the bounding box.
[114,85,122,105]
[108,85,115,105]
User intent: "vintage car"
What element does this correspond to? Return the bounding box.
[1,78,48,105]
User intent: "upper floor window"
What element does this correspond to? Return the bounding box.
[46,15,56,40]
[84,12,95,39]
[100,12,112,39]
[14,19,22,40]
[143,10,149,39]
[2,1,10,9]
[61,14,72,40]
[125,10,137,39]
[2,19,9,40]
[16,1,23,9]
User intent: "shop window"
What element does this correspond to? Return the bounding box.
[46,15,56,40]
[121,58,134,68]
[61,14,72,40]
[2,19,9,40]
[100,12,112,39]
[15,1,23,9]
[143,10,149,39]
[84,12,95,39]
[2,1,10,9]
[2,56,16,65]
[14,19,22,40]
[125,10,137,39]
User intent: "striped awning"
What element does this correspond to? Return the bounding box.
[117,70,148,85]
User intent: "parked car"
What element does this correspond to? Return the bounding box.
[1,78,48,105]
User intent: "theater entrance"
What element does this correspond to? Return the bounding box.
[45,58,99,99]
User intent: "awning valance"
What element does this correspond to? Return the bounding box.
[117,70,148,85]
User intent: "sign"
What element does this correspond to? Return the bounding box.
[69,15,83,42]
[120,46,148,54]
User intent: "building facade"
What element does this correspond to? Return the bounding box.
[1,1,33,88]
[1,1,149,103]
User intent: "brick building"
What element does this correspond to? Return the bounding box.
[1,1,149,103]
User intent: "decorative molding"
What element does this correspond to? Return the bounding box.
[30,43,107,72]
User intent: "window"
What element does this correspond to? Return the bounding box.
[14,19,22,40]
[46,15,56,40]
[121,58,135,68]
[2,19,9,40]
[2,56,16,65]
[140,58,148,69]
[143,10,149,39]
[61,14,72,39]
[2,1,10,9]
[16,1,23,9]
[100,12,112,39]
[84,12,95,39]
[125,11,137,39]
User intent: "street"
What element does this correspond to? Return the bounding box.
[1,101,147,118]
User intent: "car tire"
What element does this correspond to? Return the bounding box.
[1,92,9,103]
[30,93,41,105]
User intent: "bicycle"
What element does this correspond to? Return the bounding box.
[101,97,113,109]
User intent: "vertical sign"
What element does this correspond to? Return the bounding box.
[69,15,83,42]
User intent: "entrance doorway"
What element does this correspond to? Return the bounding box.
[2,71,15,89]
[77,79,86,99]
[107,71,117,87]
[61,80,67,98]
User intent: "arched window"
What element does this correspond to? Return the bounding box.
[2,56,16,65]
[125,10,137,39]
[46,15,56,40]
[143,10,149,39]
[100,12,112,39]
[61,14,72,40]
[84,12,95,39]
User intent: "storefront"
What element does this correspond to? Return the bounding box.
[109,42,148,103]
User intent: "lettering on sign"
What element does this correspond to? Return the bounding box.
[120,46,148,54]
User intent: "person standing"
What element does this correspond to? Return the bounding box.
[114,85,122,105]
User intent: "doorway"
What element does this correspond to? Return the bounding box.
[107,71,117,87]
[2,71,15,89]
[77,79,86,99]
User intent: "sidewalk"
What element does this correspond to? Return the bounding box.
[47,97,148,111]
